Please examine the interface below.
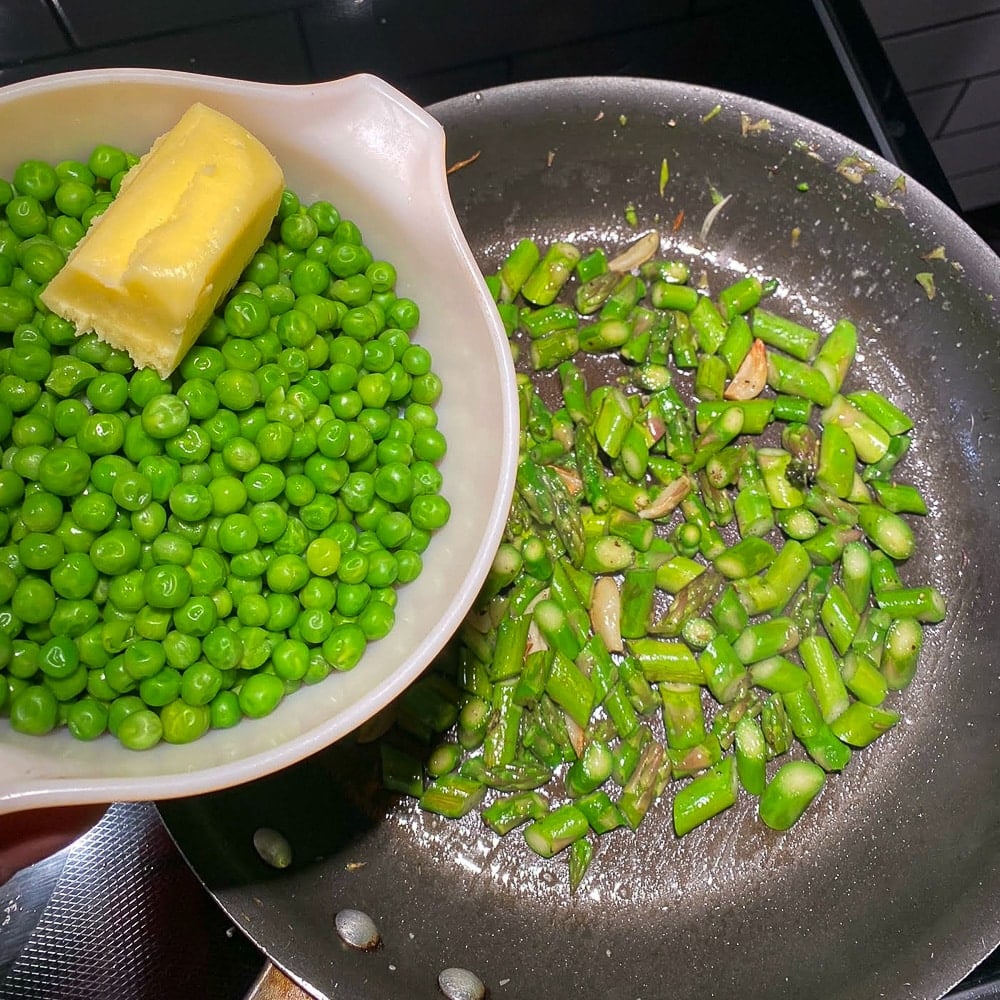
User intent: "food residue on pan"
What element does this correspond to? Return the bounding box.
[446,149,481,175]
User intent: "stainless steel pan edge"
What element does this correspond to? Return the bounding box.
[159,77,1000,1000]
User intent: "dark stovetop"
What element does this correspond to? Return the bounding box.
[2,802,999,999]
[0,2,995,998]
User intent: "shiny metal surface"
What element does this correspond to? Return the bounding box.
[0,802,261,998]
[159,77,1000,1000]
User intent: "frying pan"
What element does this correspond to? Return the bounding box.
[158,77,1000,1000]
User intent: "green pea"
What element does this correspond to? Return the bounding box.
[38,634,79,679]
[289,425,318,461]
[86,666,117,701]
[54,179,95,218]
[178,346,226,383]
[158,698,210,743]
[172,595,217,636]
[106,569,145,613]
[116,707,163,750]
[395,549,423,583]
[103,653,136,694]
[196,628,239,674]
[168,482,212,521]
[400,343,432,376]
[49,214,85,250]
[237,593,270,628]
[365,550,398,588]
[413,427,447,463]
[8,639,39,680]
[0,374,41,413]
[411,458,444,497]
[243,251,279,287]
[266,553,310,594]
[388,297,420,331]
[176,660,221,707]
[375,511,412,550]
[19,489,61,533]
[243,463,285,502]
[140,394,187,440]
[298,576,335,612]
[108,469,152,512]
[410,493,451,531]
[402,526,432,553]
[84,371,128,413]
[298,495,338,533]
[65,696,109,740]
[51,398,87,438]
[88,144,128,180]
[21,236,67,283]
[222,337,262,372]
[354,373,389,410]
[138,666,182,708]
[133,606,170,641]
[129,502,167,544]
[11,410,53,449]
[77,412,126,455]
[44,662,88,701]
[229,548,268,579]
[12,576,55,623]
[12,159,57,200]
[365,259,397,293]
[322,622,367,671]
[290,260,329,298]
[105,693,142,736]
[373,461,414,507]
[53,159,93,185]
[152,632,195,673]
[272,638,310,681]
[279,207,319,249]
[201,411,240,453]
[9,683,59,734]
[175,377,218,420]
[284,473,316,507]
[6,195,48,238]
[304,537,341,577]
[210,689,241,729]
[335,581,370,619]
[50,552,99,599]
[359,599,395,640]
[409,369,443,405]
[51,597,99,638]
[307,199,340,233]
[296,292,339,333]
[143,564,192,610]
[261,282,296,316]
[247,501,285,544]
[277,347,310,381]
[238,671,285,718]
[273,517,310,557]
[120,638,166,681]
[216,370,259,411]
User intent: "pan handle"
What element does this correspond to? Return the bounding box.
[244,961,317,1000]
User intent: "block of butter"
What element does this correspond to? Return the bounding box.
[41,102,284,377]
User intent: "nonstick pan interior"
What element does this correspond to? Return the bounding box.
[159,77,1000,1000]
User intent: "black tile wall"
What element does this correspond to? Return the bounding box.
[0,0,993,227]
[301,0,691,83]
[0,11,310,87]
[0,0,68,63]
[54,0,314,48]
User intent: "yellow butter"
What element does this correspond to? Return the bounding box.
[41,103,284,377]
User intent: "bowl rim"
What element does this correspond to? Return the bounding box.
[0,67,519,814]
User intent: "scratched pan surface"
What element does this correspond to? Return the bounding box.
[158,78,1000,1000]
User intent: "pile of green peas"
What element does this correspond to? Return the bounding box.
[0,144,451,750]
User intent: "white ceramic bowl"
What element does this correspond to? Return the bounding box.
[0,69,518,814]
